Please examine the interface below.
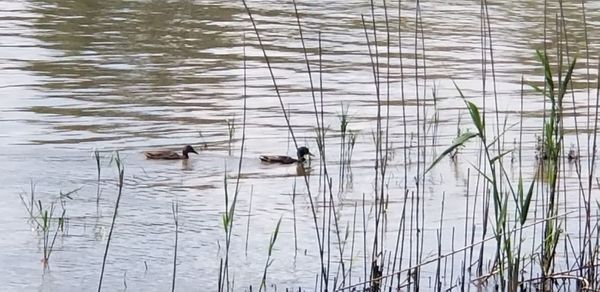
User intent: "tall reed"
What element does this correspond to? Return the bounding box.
[98,152,125,292]
[219,31,249,292]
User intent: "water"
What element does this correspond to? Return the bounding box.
[1,0,600,291]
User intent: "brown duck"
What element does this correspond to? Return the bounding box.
[144,145,198,160]
[259,146,314,164]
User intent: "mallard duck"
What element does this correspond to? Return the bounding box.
[259,146,314,164]
[144,145,198,160]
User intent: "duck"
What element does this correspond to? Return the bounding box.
[259,146,314,164]
[568,145,579,162]
[144,145,198,160]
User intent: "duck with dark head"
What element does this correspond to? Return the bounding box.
[259,146,314,164]
[144,145,198,160]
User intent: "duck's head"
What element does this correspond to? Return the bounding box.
[297,146,314,161]
[183,145,198,155]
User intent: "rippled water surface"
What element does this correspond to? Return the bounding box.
[2,0,600,291]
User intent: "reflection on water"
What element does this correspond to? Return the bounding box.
[21,0,242,148]
[1,0,600,290]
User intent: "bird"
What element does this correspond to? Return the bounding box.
[568,145,579,162]
[144,145,198,160]
[259,146,314,164]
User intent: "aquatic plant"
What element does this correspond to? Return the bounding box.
[338,104,358,190]
[98,152,125,292]
[534,48,577,288]
[94,149,102,204]
[218,33,248,292]
[19,181,72,268]
[171,201,179,292]
[37,200,66,268]
[259,217,282,291]
[226,114,236,156]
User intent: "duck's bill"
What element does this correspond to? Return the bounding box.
[191,150,199,154]
[308,152,315,157]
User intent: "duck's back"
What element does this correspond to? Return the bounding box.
[259,155,297,164]
[144,151,181,160]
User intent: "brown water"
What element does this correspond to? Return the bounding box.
[1,0,600,291]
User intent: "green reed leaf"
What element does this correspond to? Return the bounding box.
[425,132,477,174]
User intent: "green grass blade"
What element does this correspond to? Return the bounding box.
[486,122,519,148]
[465,101,484,137]
[490,150,513,164]
[268,217,282,255]
[468,161,494,184]
[519,176,537,225]
[530,84,545,95]
[559,56,577,99]
[536,49,554,98]
[425,132,477,174]
[453,81,485,136]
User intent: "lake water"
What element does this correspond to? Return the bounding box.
[1,0,599,291]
